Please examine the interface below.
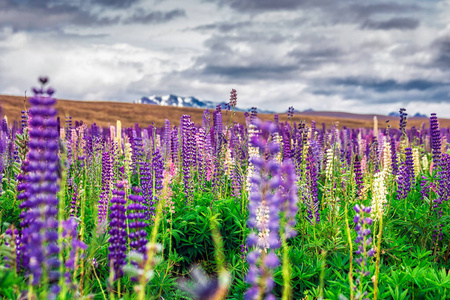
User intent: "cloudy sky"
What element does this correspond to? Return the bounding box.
[1,0,450,116]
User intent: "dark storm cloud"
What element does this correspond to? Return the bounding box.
[192,21,252,33]
[360,17,420,30]
[208,0,333,13]
[305,76,450,106]
[123,8,186,25]
[200,64,299,80]
[91,0,141,9]
[287,46,346,69]
[331,78,444,92]
[348,3,421,19]
[0,0,183,30]
[432,34,450,70]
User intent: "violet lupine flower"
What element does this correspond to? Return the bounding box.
[21,110,28,133]
[354,156,364,196]
[196,128,207,188]
[140,161,152,219]
[245,119,299,300]
[282,124,291,161]
[396,163,408,200]
[150,149,164,215]
[164,119,171,160]
[390,138,398,176]
[287,106,294,119]
[213,106,223,155]
[229,88,237,108]
[405,147,415,190]
[399,108,407,136]
[181,115,195,204]
[108,182,128,278]
[171,126,179,166]
[20,79,60,286]
[430,113,441,166]
[69,179,78,218]
[230,166,242,201]
[132,125,144,174]
[304,147,320,223]
[3,228,20,272]
[98,150,112,226]
[127,187,147,256]
[432,153,450,247]
[63,218,86,284]
[353,204,375,300]
[245,121,280,300]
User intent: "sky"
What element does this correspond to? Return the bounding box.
[0,0,450,116]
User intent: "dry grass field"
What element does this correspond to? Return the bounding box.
[1,94,447,129]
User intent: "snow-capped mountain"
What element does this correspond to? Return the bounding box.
[135,94,226,109]
[135,94,276,113]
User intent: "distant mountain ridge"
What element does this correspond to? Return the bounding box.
[135,94,227,109]
[134,94,275,113]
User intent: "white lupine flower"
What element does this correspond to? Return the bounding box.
[413,148,420,176]
[124,142,132,175]
[272,132,282,163]
[422,155,429,172]
[246,124,259,192]
[224,145,233,176]
[325,148,335,181]
[255,204,270,252]
[382,144,392,175]
[371,171,388,220]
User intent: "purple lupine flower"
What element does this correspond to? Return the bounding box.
[432,153,450,248]
[430,113,441,166]
[304,147,320,223]
[229,88,237,108]
[127,187,147,256]
[390,137,398,176]
[405,147,415,191]
[397,163,408,200]
[245,118,298,299]
[20,78,61,287]
[287,106,294,119]
[63,218,86,284]
[150,149,164,215]
[164,119,171,160]
[399,108,407,136]
[171,126,179,166]
[181,115,195,204]
[230,166,242,201]
[245,121,280,299]
[69,179,78,218]
[98,150,112,226]
[353,204,375,299]
[282,124,291,161]
[108,182,128,278]
[354,156,364,196]
[21,110,28,133]
[213,106,223,155]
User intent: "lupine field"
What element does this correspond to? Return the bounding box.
[1,78,450,300]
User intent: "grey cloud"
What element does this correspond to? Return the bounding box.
[91,0,141,9]
[432,34,450,70]
[209,0,334,12]
[330,78,444,92]
[199,64,299,80]
[0,0,183,30]
[348,3,421,19]
[123,8,186,24]
[192,21,252,33]
[360,17,420,30]
[288,46,345,69]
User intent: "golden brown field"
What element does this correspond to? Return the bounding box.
[1,94,446,129]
